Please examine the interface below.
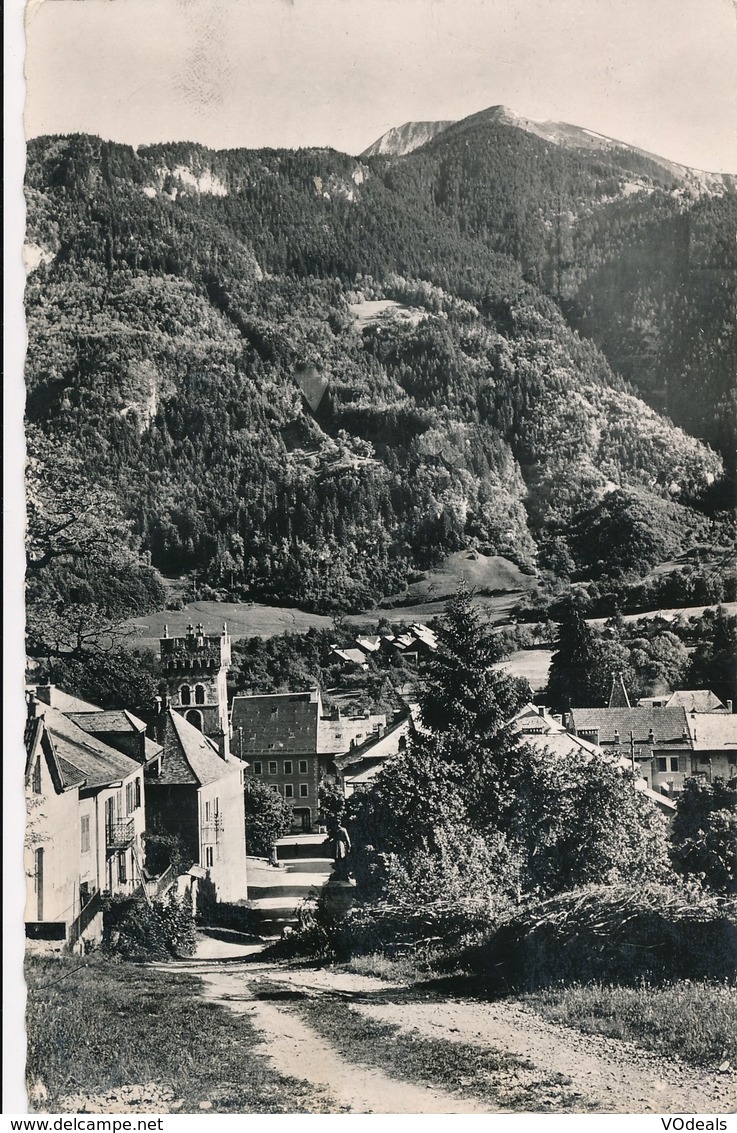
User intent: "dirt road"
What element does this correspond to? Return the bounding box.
[168,945,737,1115]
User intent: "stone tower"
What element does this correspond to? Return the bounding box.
[159,622,231,754]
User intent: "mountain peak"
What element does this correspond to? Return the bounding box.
[360,120,455,159]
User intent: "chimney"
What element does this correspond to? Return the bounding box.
[613,728,620,744]
[35,684,54,707]
[163,624,169,639]
[217,726,230,761]
[648,728,655,745]
[376,723,385,738]
[728,700,733,714]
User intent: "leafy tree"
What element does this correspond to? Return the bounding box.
[686,606,737,706]
[670,777,737,894]
[506,744,670,895]
[46,647,160,716]
[245,779,293,857]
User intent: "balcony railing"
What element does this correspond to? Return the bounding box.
[106,818,135,850]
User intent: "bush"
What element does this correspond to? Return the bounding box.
[102,889,196,960]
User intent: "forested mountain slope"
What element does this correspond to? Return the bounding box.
[366,106,737,465]
[24,120,730,617]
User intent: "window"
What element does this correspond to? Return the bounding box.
[657,757,667,773]
[126,782,134,815]
[670,757,680,773]
[118,852,127,883]
[32,757,42,795]
[135,777,141,809]
[253,761,262,774]
[285,784,294,799]
[299,784,309,798]
[205,846,214,868]
[195,684,206,705]
[299,760,308,774]
[268,761,277,774]
[180,685,191,706]
[284,760,293,775]
[80,815,90,854]
[205,800,211,822]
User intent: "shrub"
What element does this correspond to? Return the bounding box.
[102,889,196,960]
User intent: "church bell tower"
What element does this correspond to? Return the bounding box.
[159,622,231,754]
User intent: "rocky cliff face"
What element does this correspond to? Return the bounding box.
[360,120,454,158]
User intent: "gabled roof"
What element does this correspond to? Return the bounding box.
[67,709,147,735]
[355,635,382,653]
[24,715,87,793]
[569,707,689,746]
[511,703,565,736]
[330,647,369,667]
[334,712,413,772]
[156,710,245,787]
[665,690,727,713]
[409,623,438,650]
[231,690,320,755]
[37,705,141,789]
[685,712,737,751]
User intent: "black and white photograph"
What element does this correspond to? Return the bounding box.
[6,0,737,1117]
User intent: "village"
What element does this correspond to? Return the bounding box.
[24,616,737,952]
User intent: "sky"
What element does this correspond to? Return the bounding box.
[22,0,737,172]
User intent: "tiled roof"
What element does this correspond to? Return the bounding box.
[666,690,727,712]
[333,648,369,666]
[42,706,141,788]
[511,703,565,735]
[519,731,604,759]
[157,710,245,787]
[569,707,689,746]
[685,713,737,751]
[231,691,320,755]
[68,709,147,734]
[334,713,412,772]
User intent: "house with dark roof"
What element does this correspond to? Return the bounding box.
[145,709,247,903]
[231,688,387,830]
[567,706,692,796]
[24,694,147,949]
[67,708,163,766]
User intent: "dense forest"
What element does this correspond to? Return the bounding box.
[24,108,736,640]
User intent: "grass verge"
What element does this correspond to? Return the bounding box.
[254,978,590,1112]
[25,954,333,1113]
[521,981,737,1068]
